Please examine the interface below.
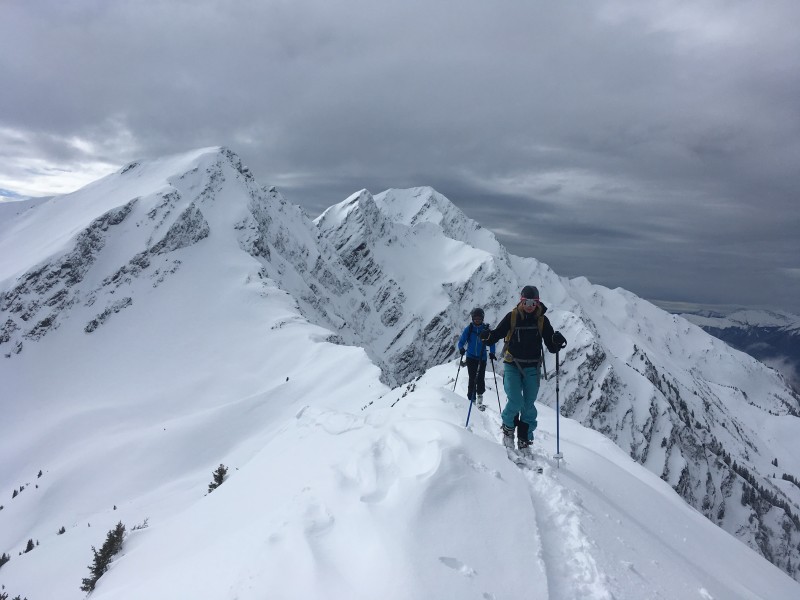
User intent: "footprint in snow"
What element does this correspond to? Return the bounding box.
[439,556,477,577]
[303,503,335,537]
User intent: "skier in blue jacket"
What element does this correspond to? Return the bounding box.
[457,307,496,411]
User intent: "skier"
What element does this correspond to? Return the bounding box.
[457,307,496,412]
[480,286,567,454]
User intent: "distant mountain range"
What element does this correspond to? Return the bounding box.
[681,309,800,393]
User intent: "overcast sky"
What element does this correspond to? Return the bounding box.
[2,0,799,314]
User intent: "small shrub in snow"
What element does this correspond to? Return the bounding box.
[208,464,228,493]
[80,521,125,592]
[58,526,66,535]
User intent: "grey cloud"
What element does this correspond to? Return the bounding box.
[1,0,798,312]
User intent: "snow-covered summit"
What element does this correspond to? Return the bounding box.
[374,186,508,257]
[315,186,518,385]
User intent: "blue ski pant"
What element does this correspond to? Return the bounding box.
[501,363,540,441]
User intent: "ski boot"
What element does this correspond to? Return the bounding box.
[517,437,533,457]
[515,438,542,472]
[476,394,485,411]
[501,424,515,450]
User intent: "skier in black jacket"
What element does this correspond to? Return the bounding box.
[480,285,566,454]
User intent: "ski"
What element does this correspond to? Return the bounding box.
[506,448,543,473]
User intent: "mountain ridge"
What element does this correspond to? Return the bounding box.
[2,146,799,597]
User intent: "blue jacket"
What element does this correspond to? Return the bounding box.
[458,323,496,361]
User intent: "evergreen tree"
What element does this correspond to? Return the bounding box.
[0,552,9,569]
[208,464,229,493]
[80,522,126,592]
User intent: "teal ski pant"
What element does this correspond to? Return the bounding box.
[501,363,540,442]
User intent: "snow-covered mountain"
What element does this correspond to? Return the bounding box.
[1,147,799,598]
[681,309,800,393]
[315,187,517,386]
[315,184,800,579]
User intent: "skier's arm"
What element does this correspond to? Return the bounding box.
[457,325,469,351]
[481,312,511,346]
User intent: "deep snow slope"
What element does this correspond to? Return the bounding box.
[3,354,800,599]
[1,148,800,597]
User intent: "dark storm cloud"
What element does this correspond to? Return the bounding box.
[1,0,798,312]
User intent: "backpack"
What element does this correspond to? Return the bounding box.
[501,306,548,379]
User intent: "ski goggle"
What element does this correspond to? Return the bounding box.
[521,297,539,308]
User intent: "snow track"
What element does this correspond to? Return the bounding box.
[471,399,614,600]
[526,453,614,600]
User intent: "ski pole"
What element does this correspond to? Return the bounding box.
[554,351,564,466]
[490,357,502,413]
[453,354,464,392]
[465,396,474,428]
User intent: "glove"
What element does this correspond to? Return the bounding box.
[459,347,466,356]
[489,352,496,361]
[552,331,567,349]
[479,330,491,343]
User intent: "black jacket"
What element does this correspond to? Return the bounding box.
[483,302,560,364]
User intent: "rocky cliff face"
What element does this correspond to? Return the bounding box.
[316,187,519,386]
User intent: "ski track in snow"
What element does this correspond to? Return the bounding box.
[463,376,614,600]
[526,456,614,600]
